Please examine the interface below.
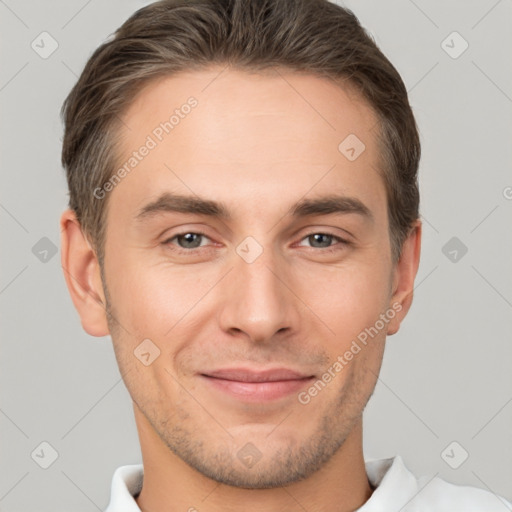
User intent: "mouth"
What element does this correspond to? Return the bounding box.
[199,367,316,402]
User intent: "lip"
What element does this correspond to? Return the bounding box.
[200,367,315,402]
[203,367,312,382]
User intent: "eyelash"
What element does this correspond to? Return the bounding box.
[163,231,350,255]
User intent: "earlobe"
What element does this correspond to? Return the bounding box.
[387,220,422,336]
[60,210,110,337]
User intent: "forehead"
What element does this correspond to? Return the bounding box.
[110,67,386,224]
[120,67,379,153]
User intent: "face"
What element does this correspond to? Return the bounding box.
[99,67,403,488]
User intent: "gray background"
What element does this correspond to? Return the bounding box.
[1,0,511,510]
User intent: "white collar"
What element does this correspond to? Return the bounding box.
[104,455,511,511]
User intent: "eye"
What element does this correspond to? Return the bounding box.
[297,232,348,251]
[162,231,349,255]
[165,231,211,250]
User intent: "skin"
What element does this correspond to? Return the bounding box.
[61,67,421,512]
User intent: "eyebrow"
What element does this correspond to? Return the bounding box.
[135,192,373,223]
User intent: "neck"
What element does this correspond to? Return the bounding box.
[134,404,373,512]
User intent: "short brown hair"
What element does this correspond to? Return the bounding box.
[61,0,420,264]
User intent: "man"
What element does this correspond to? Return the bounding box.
[59,0,511,510]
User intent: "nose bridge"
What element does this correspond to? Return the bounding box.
[239,245,282,305]
[218,238,296,342]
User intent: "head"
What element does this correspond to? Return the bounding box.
[60,0,421,489]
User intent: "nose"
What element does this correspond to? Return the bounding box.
[218,244,301,344]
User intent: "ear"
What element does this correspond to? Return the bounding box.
[60,209,110,337]
[387,219,422,336]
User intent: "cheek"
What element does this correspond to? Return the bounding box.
[105,251,206,339]
[296,260,391,344]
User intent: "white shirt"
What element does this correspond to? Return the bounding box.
[104,455,512,511]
